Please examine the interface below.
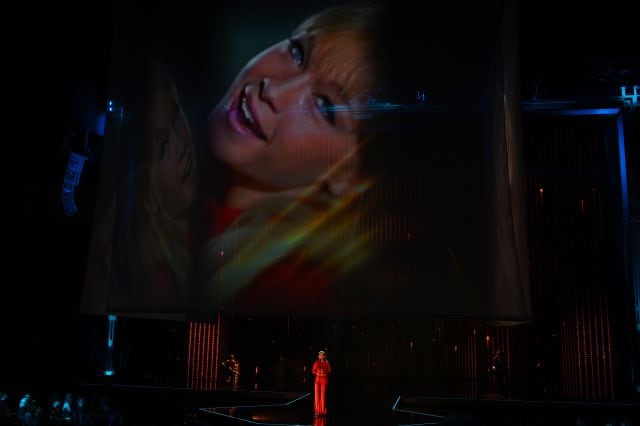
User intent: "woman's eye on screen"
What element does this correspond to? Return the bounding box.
[314,94,336,125]
[288,38,305,67]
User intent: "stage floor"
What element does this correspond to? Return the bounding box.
[78,382,639,425]
[198,392,640,426]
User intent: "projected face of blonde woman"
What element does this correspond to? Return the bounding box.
[207,31,368,204]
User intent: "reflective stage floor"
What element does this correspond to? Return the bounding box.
[78,380,639,426]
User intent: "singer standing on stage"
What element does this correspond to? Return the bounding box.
[312,350,331,416]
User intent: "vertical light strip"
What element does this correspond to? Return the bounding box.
[207,324,215,389]
[197,323,203,389]
[576,298,583,398]
[205,323,210,389]
[560,321,568,396]
[215,314,221,388]
[586,288,595,398]
[599,291,608,399]
[186,322,191,387]
[616,114,629,228]
[201,322,206,390]
[604,294,615,399]
[202,323,208,389]
[593,290,602,399]
[104,315,117,376]
[187,322,193,388]
[581,292,588,398]
[201,323,206,389]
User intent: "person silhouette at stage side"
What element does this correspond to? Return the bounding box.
[222,353,240,388]
[490,350,508,398]
[312,350,331,417]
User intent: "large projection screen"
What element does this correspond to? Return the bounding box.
[81,0,530,320]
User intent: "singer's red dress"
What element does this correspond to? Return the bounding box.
[312,360,331,416]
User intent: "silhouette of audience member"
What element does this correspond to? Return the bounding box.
[75,397,89,426]
[27,398,42,426]
[0,392,9,420]
[17,393,31,424]
[61,393,72,420]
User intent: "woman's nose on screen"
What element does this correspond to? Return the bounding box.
[259,75,309,113]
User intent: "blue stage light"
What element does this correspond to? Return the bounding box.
[618,85,639,106]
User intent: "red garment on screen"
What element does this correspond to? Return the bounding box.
[202,197,243,240]
[202,196,333,313]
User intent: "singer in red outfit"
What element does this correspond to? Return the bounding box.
[312,351,331,416]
